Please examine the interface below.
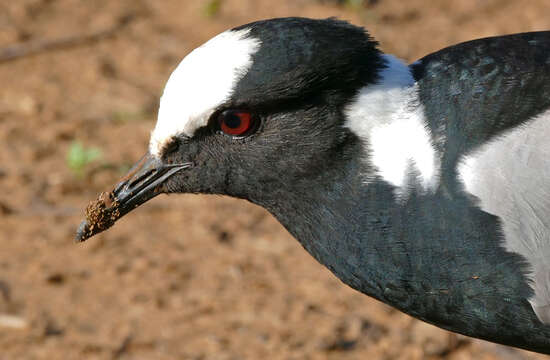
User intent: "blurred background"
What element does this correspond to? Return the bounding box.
[2,0,550,359]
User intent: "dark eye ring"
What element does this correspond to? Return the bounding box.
[217,110,257,137]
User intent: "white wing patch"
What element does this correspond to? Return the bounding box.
[149,29,260,157]
[458,109,550,323]
[344,55,438,193]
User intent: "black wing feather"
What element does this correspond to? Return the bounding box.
[412,32,550,170]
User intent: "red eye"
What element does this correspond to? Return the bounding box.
[219,110,253,136]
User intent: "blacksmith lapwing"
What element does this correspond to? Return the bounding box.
[76,17,550,353]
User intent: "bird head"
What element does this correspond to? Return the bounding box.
[76,17,385,241]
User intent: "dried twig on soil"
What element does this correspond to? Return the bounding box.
[112,334,133,359]
[0,14,136,63]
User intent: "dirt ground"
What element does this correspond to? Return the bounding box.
[2,0,550,359]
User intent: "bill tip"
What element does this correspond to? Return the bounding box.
[75,220,91,243]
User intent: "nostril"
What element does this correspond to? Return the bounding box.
[113,180,128,195]
[128,169,156,189]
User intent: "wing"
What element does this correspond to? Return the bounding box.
[457,107,550,323]
[411,31,550,164]
[413,31,550,323]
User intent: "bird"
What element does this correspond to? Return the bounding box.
[75,17,550,353]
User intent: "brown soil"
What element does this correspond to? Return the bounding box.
[81,191,119,241]
[1,1,550,359]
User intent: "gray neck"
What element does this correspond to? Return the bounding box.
[253,139,407,299]
[253,138,550,352]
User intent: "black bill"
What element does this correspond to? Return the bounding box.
[75,153,192,242]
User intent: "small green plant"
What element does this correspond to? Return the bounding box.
[204,0,222,18]
[345,0,365,9]
[67,141,102,178]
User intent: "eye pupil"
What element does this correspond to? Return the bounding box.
[225,113,242,129]
[219,110,254,136]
